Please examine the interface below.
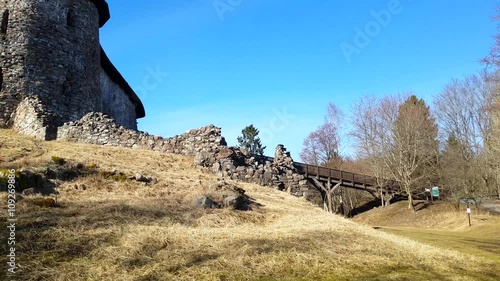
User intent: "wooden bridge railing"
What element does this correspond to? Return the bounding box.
[294,162,377,186]
[260,155,400,193]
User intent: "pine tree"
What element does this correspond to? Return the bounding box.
[389,95,439,210]
[237,124,266,155]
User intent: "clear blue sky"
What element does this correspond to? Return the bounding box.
[100,0,498,159]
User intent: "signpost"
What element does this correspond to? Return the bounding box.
[427,186,440,202]
[458,197,476,227]
[431,186,439,200]
[424,188,431,201]
[466,206,472,227]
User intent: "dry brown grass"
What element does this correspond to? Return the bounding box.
[353,199,498,230]
[1,129,499,280]
[353,200,500,265]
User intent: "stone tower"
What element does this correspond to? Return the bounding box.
[0,0,144,139]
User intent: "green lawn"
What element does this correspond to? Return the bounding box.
[379,225,500,264]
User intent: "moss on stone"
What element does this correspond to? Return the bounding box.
[30,197,57,208]
[99,170,129,182]
[51,156,66,165]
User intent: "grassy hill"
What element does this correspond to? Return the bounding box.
[353,200,500,266]
[1,129,499,281]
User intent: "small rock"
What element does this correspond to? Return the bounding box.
[135,173,150,183]
[22,187,36,196]
[195,151,215,167]
[223,196,238,208]
[193,196,220,209]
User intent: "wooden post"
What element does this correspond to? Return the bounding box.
[467,202,472,227]
[327,177,333,213]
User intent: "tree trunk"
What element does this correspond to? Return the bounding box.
[380,188,384,207]
[496,174,500,199]
[322,192,328,212]
[407,193,414,210]
[383,193,392,206]
[348,190,354,217]
[326,192,333,213]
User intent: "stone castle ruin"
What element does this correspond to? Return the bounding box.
[56,112,314,200]
[0,0,308,194]
[0,0,144,139]
[0,0,330,207]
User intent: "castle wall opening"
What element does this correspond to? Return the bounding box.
[1,10,9,35]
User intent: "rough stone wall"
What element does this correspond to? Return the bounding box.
[57,112,317,200]
[203,145,314,198]
[0,0,29,127]
[12,96,61,140]
[57,112,227,155]
[0,0,101,137]
[100,68,137,130]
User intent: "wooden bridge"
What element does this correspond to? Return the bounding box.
[294,162,400,195]
[261,156,401,196]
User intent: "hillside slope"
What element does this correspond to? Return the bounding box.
[353,200,500,265]
[0,129,498,281]
[353,199,500,230]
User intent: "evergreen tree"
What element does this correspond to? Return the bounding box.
[237,124,266,155]
[389,95,439,209]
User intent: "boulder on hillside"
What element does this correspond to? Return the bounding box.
[194,151,216,167]
[207,183,252,211]
[193,195,221,209]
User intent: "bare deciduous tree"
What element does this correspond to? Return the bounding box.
[300,102,346,214]
[350,94,405,206]
[485,73,500,198]
[434,71,494,158]
[439,135,484,199]
[486,115,500,198]
[387,95,439,209]
[351,94,438,210]
[300,102,344,166]
[482,9,500,198]
[482,8,500,68]
[433,71,498,199]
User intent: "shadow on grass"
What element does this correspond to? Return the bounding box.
[225,233,498,281]
[2,202,498,281]
[414,201,432,211]
[0,198,216,276]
